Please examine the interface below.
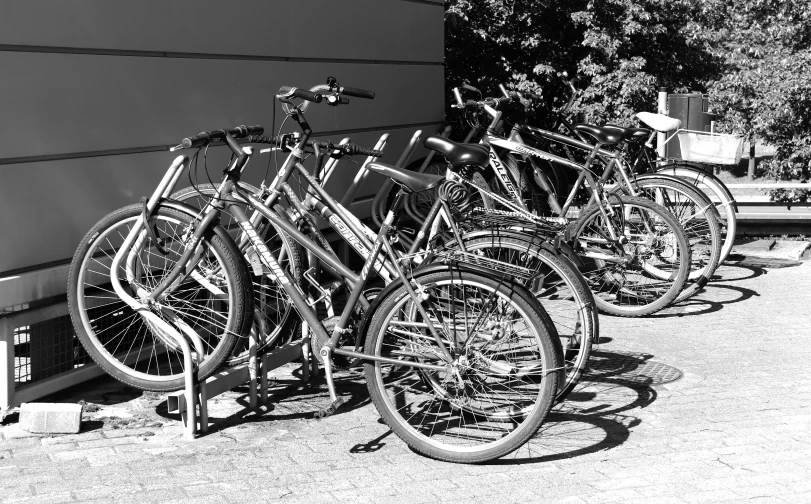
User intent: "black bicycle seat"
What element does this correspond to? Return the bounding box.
[604,124,651,142]
[366,162,445,193]
[424,136,489,167]
[574,124,625,146]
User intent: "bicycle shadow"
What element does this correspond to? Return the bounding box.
[647,282,760,318]
[634,259,766,319]
[157,365,372,433]
[339,350,669,464]
[491,350,669,465]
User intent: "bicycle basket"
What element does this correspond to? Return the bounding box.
[677,130,744,165]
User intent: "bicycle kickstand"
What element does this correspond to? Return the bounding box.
[314,347,345,419]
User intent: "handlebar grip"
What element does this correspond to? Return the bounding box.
[245,134,282,144]
[463,100,481,111]
[234,125,264,137]
[180,125,265,149]
[181,131,212,149]
[278,86,323,103]
[340,86,375,99]
[343,143,383,157]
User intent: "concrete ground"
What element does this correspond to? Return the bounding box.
[2,248,810,503]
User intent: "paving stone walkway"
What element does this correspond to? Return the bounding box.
[2,253,810,503]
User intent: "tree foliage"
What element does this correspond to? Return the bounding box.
[445,0,811,179]
[446,0,722,125]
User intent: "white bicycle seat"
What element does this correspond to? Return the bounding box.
[636,112,682,132]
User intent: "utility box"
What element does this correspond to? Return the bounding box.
[666,92,715,159]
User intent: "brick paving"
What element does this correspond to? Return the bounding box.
[2,253,811,503]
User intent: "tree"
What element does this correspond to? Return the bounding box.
[445,0,722,126]
[708,0,811,182]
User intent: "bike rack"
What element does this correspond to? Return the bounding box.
[165,332,318,439]
[339,134,390,207]
[371,130,423,229]
[100,154,319,439]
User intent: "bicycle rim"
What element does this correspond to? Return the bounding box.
[364,271,559,462]
[572,196,691,316]
[69,206,246,390]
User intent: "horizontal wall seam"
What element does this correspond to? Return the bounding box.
[0,44,444,66]
[400,0,444,5]
[0,121,444,166]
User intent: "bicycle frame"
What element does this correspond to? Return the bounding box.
[458,105,624,243]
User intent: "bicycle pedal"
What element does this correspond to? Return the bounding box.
[314,397,346,419]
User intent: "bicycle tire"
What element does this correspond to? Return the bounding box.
[363,268,562,463]
[620,177,722,303]
[655,162,737,264]
[170,183,303,364]
[569,195,691,317]
[67,204,250,391]
[439,232,596,402]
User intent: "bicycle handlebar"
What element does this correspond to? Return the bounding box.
[309,140,383,157]
[454,96,517,112]
[240,134,382,158]
[277,86,323,103]
[180,125,264,149]
[340,86,375,99]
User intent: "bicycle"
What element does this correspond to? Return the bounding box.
[499,90,721,304]
[421,91,693,317]
[68,82,564,463]
[630,112,739,264]
[161,78,595,402]
[535,75,736,265]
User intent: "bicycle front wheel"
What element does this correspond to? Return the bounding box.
[570,195,691,317]
[170,183,303,363]
[68,204,251,391]
[363,269,562,463]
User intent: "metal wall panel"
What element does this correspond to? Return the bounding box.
[0,127,438,273]
[0,52,443,160]
[0,0,443,276]
[0,0,442,62]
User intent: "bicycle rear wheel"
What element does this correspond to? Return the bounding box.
[363,269,562,463]
[655,162,737,264]
[627,177,721,303]
[570,195,691,317]
[68,204,251,391]
[440,232,596,402]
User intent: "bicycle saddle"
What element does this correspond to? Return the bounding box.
[424,135,489,167]
[574,124,625,145]
[635,112,682,132]
[603,124,651,142]
[366,162,445,193]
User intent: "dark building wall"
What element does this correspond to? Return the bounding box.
[0,0,444,274]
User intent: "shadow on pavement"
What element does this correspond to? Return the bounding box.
[156,367,372,433]
[455,351,671,465]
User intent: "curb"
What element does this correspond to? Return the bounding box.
[731,239,811,261]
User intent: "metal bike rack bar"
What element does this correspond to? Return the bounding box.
[371,130,422,228]
[166,336,318,437]
[340,134,390,207]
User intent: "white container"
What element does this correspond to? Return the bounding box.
[677,130,744,165]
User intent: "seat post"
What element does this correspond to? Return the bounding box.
[583,143,603,172]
